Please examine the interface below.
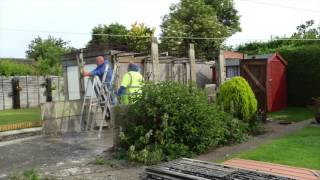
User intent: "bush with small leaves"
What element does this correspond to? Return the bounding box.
[217,77,257,122]
[119,81,247,164]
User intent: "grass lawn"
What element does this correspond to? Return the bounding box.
[268,107,315,122]
[0,108,41,125]
[235,127,320,170]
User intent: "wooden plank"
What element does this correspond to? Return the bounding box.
[224,159,319,180]
[242,65,266,92]
[146,166,209,180]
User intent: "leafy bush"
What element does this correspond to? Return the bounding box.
[278,45,320,106]
[217,77,257,122]
[119,81,247,164]
[0,60,37,76]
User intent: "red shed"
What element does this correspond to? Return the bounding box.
[240,53,287,112]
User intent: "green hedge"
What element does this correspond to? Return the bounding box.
[0,60,37,76]
[278,45,320,106]
[119,81,247,164]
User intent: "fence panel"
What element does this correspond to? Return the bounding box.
[38,76,47,104]
[19,76,28,108]
[0,76,64,110]
[0,77,4,110]
[3,77,13,110]
[27,76,41,107]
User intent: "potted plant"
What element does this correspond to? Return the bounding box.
[313,97,320,123]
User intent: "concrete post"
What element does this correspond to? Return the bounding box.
[189,44,196,83]
[77,49,85,99]
[151,37,160,81]
[216,50,226,87]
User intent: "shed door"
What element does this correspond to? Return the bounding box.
[240,61,267,112]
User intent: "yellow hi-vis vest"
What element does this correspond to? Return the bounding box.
[120,71,144,104]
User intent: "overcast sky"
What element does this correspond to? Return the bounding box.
[0,0,319,58]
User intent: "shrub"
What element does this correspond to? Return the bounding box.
[217,77,257,122]
[0,60,37,76]
[119,81,246,164]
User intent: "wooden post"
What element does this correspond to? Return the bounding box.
[12,77,20,109]
[216,50,226,87]
[189,44,196,83]
[151,37,160,81]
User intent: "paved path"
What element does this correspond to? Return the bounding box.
[0,130,113,179]
[0,120,314,179]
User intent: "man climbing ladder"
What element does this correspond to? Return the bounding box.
[81,56,117,134]
[82,56,113,87]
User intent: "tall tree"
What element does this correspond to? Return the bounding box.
[26,35,73,75]
[204,0,240,34]
[87,23,128,47]
[160,0,240,59]
[127,22,155,52]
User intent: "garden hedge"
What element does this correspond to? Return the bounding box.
[0,60,37,76]
[119,81,247,164]
[278,45,320,106]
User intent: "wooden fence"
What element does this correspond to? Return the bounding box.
[0,121,42,132]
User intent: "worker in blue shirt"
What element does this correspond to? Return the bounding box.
[82,56,116,121]
[83,56,113,85]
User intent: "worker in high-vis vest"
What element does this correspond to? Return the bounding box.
[117,63,144,104]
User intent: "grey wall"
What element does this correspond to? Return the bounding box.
[0,76,64,110]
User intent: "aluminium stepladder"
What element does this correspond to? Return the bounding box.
[79,63,118,138]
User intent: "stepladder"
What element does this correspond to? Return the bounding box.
[80,63,118,138]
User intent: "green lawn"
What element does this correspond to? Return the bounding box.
[235,127,320,170]
[0,108,41,125]
[268,107,314,122]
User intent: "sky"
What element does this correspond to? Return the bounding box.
[0,0,319,58]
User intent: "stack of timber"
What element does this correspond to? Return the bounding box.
[142,158,295,180]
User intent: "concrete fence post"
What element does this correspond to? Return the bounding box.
[1,76,5,110]
[217,50,226,87]
[26,76,30,108]
[151,37,160,81]
[189,43,196,83]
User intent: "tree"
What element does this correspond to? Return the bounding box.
[87,23,128,47]
[127,22,155,52]
[160,0,240,59]
[204,0,240,34]
[292,20,319,39]
[26,36,73,75]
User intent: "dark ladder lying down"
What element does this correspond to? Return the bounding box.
[143,158,296,180]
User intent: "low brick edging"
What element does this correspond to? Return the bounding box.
[0,121,42,132]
